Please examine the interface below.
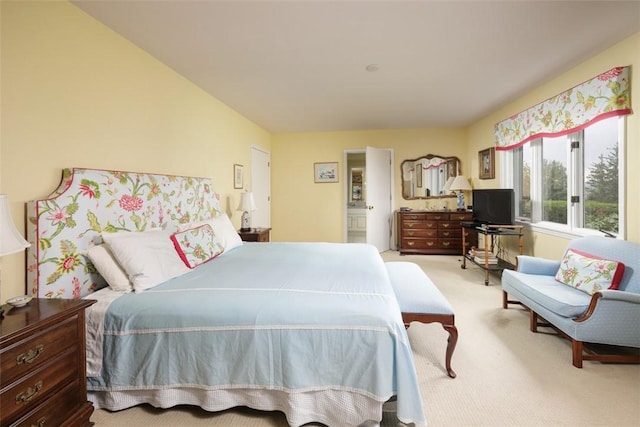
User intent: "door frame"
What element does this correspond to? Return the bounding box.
[343,148,395,249]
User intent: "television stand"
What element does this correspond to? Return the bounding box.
[460,224,524,286]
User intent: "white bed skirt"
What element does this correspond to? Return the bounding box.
[89,387,391,427]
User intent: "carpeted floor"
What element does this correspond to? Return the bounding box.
[90,252,640,426]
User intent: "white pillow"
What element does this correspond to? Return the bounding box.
[103,229,190,292]
[209,213,243,252]
[179,213,243,253]
[85,244,132,293]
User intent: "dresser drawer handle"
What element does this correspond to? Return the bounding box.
[442,231,450,236]
[443,241,451,247]
[407,231,415,236]
[442,223,450,228]
[17,344,44,364]
[32,417,46,427]
[426,241,434,247]
[16,380,43,404]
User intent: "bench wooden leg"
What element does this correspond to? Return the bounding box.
[403,313,457,378]
[441,322,458,379]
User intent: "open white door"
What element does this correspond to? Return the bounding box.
[251,147,271,228]
[365,147,392,252]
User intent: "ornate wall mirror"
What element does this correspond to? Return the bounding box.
[401,155,461,199]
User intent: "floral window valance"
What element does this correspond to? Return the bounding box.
[494,66,632,150]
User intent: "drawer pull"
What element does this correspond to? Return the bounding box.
[443,241,451,247]
[426,241,434,247]
[32,417,46,427]
[442,231,450,236]
[442,223,450,228]
[17,344,44,364]
[16,380,43,404]
[407,231,415,236]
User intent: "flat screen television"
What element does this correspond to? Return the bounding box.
[472,189,515,225]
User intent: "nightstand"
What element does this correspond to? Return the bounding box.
[0,298,96,427]
[238,227,271,242]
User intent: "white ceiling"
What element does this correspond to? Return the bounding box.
[72,1,640,133]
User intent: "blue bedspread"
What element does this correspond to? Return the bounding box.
[87,242,425,425]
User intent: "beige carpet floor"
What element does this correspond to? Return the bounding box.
[90,252,640,426]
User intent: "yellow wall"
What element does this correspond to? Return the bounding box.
[271,128,467,242]
[467,32,639,259]
[0,2,271,299]
[2,2,638,300]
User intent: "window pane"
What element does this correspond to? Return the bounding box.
[583,118,619,233]
[542,136,567,224]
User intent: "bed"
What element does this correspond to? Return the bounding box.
[26,168,426,427]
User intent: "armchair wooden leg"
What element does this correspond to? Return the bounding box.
[530,310,538,333]
[572,340,584,368]
[502,291,508,309]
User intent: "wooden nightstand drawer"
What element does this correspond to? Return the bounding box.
[1,317,78,388]
[11,379,81,427]
[1,348,79,423]
[238,228,271,242]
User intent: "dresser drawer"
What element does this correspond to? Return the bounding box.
[1,348,79,423]
[399,213,426,221]
[1,317,78,388]
[425,213,448,221]
[449,212,473,221]
[439,228,461,238]
[401,220,431,229]
[402,228,437,238]
[440,238,461,250]
[401,238,439,249]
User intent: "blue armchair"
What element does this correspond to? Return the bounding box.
[502,236,640,368]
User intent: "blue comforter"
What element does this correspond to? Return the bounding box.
[87,242,425,425]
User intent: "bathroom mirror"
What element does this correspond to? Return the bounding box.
[401,155,461,199]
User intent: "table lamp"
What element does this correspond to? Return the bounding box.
[449,176,472,210]
[236,192,256,232]
[0,195,31,318]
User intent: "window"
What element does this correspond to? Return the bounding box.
[508,116,624,237]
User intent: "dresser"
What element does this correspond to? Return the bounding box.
[396,210,476,255]
[0,298,96,427]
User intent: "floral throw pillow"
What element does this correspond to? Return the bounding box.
[555,249,625,295]
[171,224,224,268]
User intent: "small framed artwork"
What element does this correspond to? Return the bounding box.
[233,164,244,189]
[478,147,495,180]
[314,162,338,183]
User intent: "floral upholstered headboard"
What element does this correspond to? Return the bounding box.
[27,168,222,299]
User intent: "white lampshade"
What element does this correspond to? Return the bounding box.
[449,175,472,192]
[0,195,30,257]
[443,177,455,192]
[236,192,256,212]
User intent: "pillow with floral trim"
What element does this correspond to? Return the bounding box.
[171,224,224,268]
[555,248,625,295]
[178,213,242,253]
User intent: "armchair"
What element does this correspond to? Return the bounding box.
[502,236,640,368]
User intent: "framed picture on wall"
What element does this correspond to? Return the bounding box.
[478,147,495,180]
[234,164,244,189]
[314,162,338,183]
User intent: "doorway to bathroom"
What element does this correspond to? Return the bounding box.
[344,147,394,251]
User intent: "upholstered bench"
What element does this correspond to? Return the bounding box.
[385,261,458,378]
